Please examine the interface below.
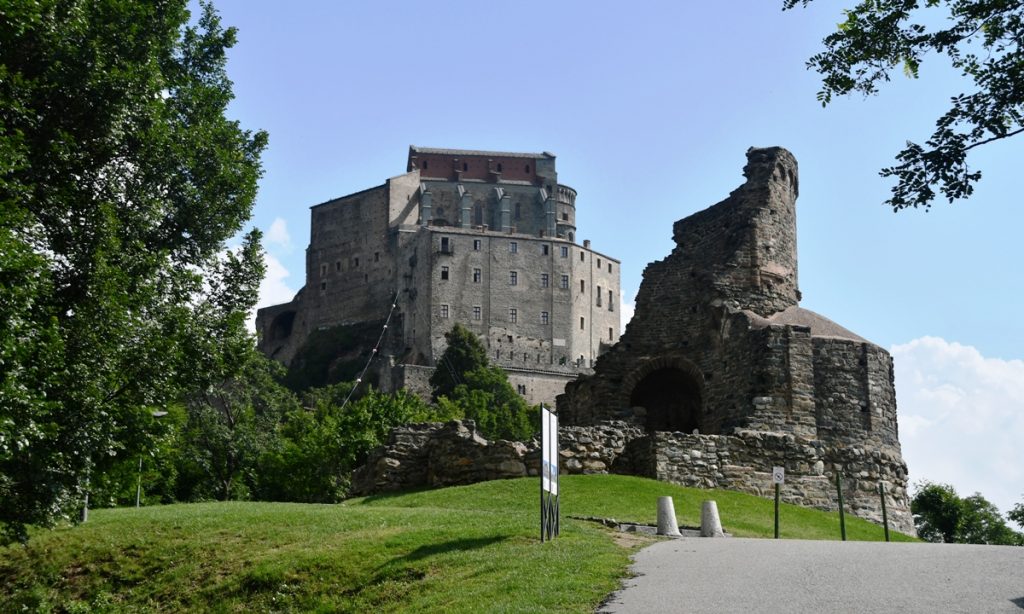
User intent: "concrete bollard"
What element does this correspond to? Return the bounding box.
[656,496,682,536]
[700,500,725,537]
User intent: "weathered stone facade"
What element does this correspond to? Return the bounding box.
[256,147,621,406]
[556,146,913,533]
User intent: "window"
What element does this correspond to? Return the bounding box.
[560,246,568,258]
[473,268,481,283]
[541,273,549,288]
[597,258,602,268]
[608,290,614,311]
[525,164,530,173]
[580,252,585,262]
[462,162,468,171]
[542,244,549,255]
[560,275,569,289]
[440,304,449,318]
[517,384,526,395]
[596,286,602,307]
[473,306,481,320]
[441,237,450,253]
[580,280,585,293]
[562,212,569,221]
[509,241,518,253]
[608,263,612,273]
[473,239,481,251]
[320,263,327,276]
[514,203,521,220]
[422,159,428,169]
[541,311,549,325]
[353,257,360,268]
[609,327,614,341]
[497,162,503,172]
[335,261,341,272]
[441,266,449,280]
[320,281,326,291]
[509,308,518,323]
[580,316,585,330]
[510,271,518,286]
[375,252,380,262]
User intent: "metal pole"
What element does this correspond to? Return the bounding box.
[880,482,890,542]
[774,482,780,539]
[136,455,143,508]
[836,472,846,541]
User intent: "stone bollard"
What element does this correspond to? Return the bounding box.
[700,500,725,537]
[656,496,682,536]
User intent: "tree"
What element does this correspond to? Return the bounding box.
[0,1,267,542]
[438,367,540,441]
[911,482,1023,545]
[784,0,1024,210]
[429,324,489,401]
[1009,500,1024,530]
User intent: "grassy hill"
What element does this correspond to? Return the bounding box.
[0,475,913,613]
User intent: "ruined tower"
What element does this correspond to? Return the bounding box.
[559,147,913,533]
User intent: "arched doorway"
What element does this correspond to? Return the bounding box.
[629,367,703,433]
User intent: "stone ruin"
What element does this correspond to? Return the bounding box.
[352,147,915,535]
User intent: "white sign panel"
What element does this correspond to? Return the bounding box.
[772,466,785,484]
[548,410,558,496]
[541,406,552,493]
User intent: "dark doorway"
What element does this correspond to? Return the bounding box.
[629,367,702,433]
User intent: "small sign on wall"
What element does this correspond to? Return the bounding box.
[772,466,785,484]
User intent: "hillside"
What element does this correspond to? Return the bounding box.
[0,475,912,612]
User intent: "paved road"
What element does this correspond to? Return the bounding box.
[600,537,1024,613]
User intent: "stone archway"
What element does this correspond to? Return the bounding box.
[623,357,704,433]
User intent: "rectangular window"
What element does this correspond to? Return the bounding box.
[597,258,602,268]
[354,257,359,267]
[580,316,585,330]
[335,261,341,272]
[562,212,569,221]
[509,241,518,253]
[473,306,481,320]
[541,311,549,325]
[473,239,481,251]
[560,275,569,289]
[374,252,380,262]
[517,384,526,395]
[596,285,602,307]
[320,281,326,291]
[560,246,568,258]
[510,271,518,286]
[473,268,481,283]
[609,290,614,311]
[440,304,449,318]
[542,244,550,256]
[541,273,549,287]
[441,237,450,253]
[509,308,518,323]
[580,252,585,262]
[580,279,585,293]
[320,263,327,276]
[608,263,612,273]
[609,327,614,340]
[441,265,449,280]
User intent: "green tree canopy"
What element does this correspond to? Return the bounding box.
[784,0,1024,210]
[0,0,267,542]
[911,481,1023,545]
[429,324,489,401]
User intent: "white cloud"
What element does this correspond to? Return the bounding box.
[620,294,636,334]
[265,217,291,250]
[892,336,1024,519]
[248,252,296,331]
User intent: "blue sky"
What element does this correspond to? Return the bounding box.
[210,1,1022,517]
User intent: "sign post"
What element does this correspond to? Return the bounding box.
[540,406,559,542]
[772,466,784,539]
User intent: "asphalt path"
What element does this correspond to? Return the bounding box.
[600,537,1024,613]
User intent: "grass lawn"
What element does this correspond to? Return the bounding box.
[0,475,913,612]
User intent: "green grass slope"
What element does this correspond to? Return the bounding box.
[1,475,913,613]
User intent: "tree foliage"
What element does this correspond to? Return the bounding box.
[911,481,1023,545]
[0,0,267,542]
[429,324,490,401]
[784,0,1024,210]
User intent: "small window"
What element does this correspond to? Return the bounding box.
[560,275,569,289]
[441,237,450,253]
[473,305,481,320]
[597,258,602,268]
[541,273,549,288]
[441,266,449,280]
[509,241,518,253]
[320,281,326,291]
[320,263,327,276]
[353,257,360,268]
[473,268,481,283]
[510,271,518,286]
[609,290,614,311]
[560,246,568,258]
[473,239,481,251]
[596,285,602,307]
[608,263,612,273]
[422,159,429,169]
[580,316,585,330]
[440,304,449,318]
[609,327,614,340]
[543,244,550,255]
[580,280,585,293]
[517,384,526,395]
[374,252,380,262]
[509,308,518,323]
[525,164,530,173]
[562,212,569,221]
[496,349,501,359]
[335,261,341,272]
[580,252,585,262]
[462,162,468,171]
[541,311,549,325]
[514,203,521,220]
[363,273,368,283]
[497,162,503,172]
